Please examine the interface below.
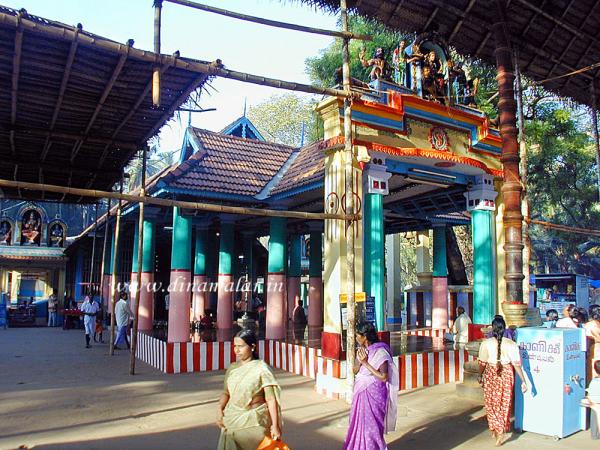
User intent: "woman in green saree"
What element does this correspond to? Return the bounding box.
[217,329,282,450]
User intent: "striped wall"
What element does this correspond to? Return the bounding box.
[405,328,448,338]
[135,332,472,396]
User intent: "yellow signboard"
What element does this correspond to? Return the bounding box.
[339,292,366,304]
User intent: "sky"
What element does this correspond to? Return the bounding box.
[3,0,338,153]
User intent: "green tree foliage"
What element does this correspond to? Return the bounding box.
[247,93,321,147]
[525,101,600,276]
[125,146,177,192]
[306,15,410,87]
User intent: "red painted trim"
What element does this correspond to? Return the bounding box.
[411,354,418,387]
[180,343,187,373]
[217,273,233,277]
[443,351,450,384]
[399,356,406,391]
[321,331,343,360]
[218,342,225,370]
[170,268,191,273]
[433,351,440,386]
[166,343,174,374]
[454,351,460,381]
[193,342,200,372]
[206,342,213,371]
[267,272,286,276]
[422,352,429,387]
[230,341,236,364]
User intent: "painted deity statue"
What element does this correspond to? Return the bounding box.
[50,224,64,247]
[392,40,407,85]
[21,212,40,244]
[359,47,392,82]
[0,221,11,245]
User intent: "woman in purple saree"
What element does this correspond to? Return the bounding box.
[344,322,399,450]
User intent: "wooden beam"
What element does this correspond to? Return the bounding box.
[474,31,491,57]
[0,125,139,150]
[386,0,405,23]
[423,7,439,32]
[70,45,131,163]
[0,178,360,222]
[164,0,372,41]
[0,159,120,177]
[97,63,172,170]
[9,10,25,156]
[40,23,81,162]
[0,11,348,100]
[448,0,476,43]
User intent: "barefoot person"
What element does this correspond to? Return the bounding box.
[217,329,282,450]
[344,322,399,450]
[478,316,528,446]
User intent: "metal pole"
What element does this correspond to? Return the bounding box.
[514,51,530,305]
[98,198,112,308]
[591,85,600,202]
[152,0,162,107]
[130,147,147,375]
[340,0,356,396]
[88,202,99,297]
[109,176,124,356]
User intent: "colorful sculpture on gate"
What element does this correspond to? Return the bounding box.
[21,210,41,245]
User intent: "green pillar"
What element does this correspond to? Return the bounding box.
[141,220,155,273]
[171,207,192,270]
[268,217,286,274]
[132,221,140,273]
[472,209,496,324]
[219,222,234,275]
[364,193,385,331]
[308,231,322,278]
[289,234,302,277]
[432,225,448,277]
[105,224,115,275]
[194,230,207,276]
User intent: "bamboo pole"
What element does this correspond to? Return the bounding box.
[0,179,359,222]
[130,147,147,375]
[591,85,600,202]
[0,11,348,100]
[153,0,162,107]
[97,198,112,309]
[164,0,372,41]
[88,202,99,297]
[109,177,124,357]
[526,218,600,238]
[514,51,530,305]
[341,0,356,399]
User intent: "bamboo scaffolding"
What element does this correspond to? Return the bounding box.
[591,86,600,203]
[88,202,99,296]
[0,179,359,221]
[109,177,124,357]
[129,147,147,375]
[153,0,162,107]
[97,198,111,311]
[341,0,357,398]
[0,11,348,100]
[164,0,372,41]
[526,218,600,238]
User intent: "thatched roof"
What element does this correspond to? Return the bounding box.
[0,5,212,202]
[300,0,600,107]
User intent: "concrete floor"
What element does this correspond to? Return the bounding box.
[0,327,593,450]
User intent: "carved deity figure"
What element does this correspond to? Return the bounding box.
[21,211,40,245]
[0,221,11,245]
[50,224,64,247]
[359,47,392,82]
[392,40,407,85]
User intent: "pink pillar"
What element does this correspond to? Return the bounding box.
[287,277,300,321]
[139,272,154,331]
[308,277,323,327]
[192,274,208,321]
[167,271,191,343]
[266,273,287,340]
[432,276,449,329]
[217,274,233,329]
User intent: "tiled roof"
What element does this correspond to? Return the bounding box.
[160,128,296,197]
[270,141,325,196]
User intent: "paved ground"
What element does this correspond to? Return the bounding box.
[0,327,594,450]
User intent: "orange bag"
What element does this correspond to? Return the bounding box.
[256,436,291,450]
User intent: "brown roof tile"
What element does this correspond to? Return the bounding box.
[270,141,325,196]
[160,128,296,197]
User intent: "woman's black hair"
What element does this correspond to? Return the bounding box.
[356,321,379,344]
[545,309,559,321]
[492,316,506,376]
[566,304,577,319]
[589,304,600,322]
[235,328,258,359]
